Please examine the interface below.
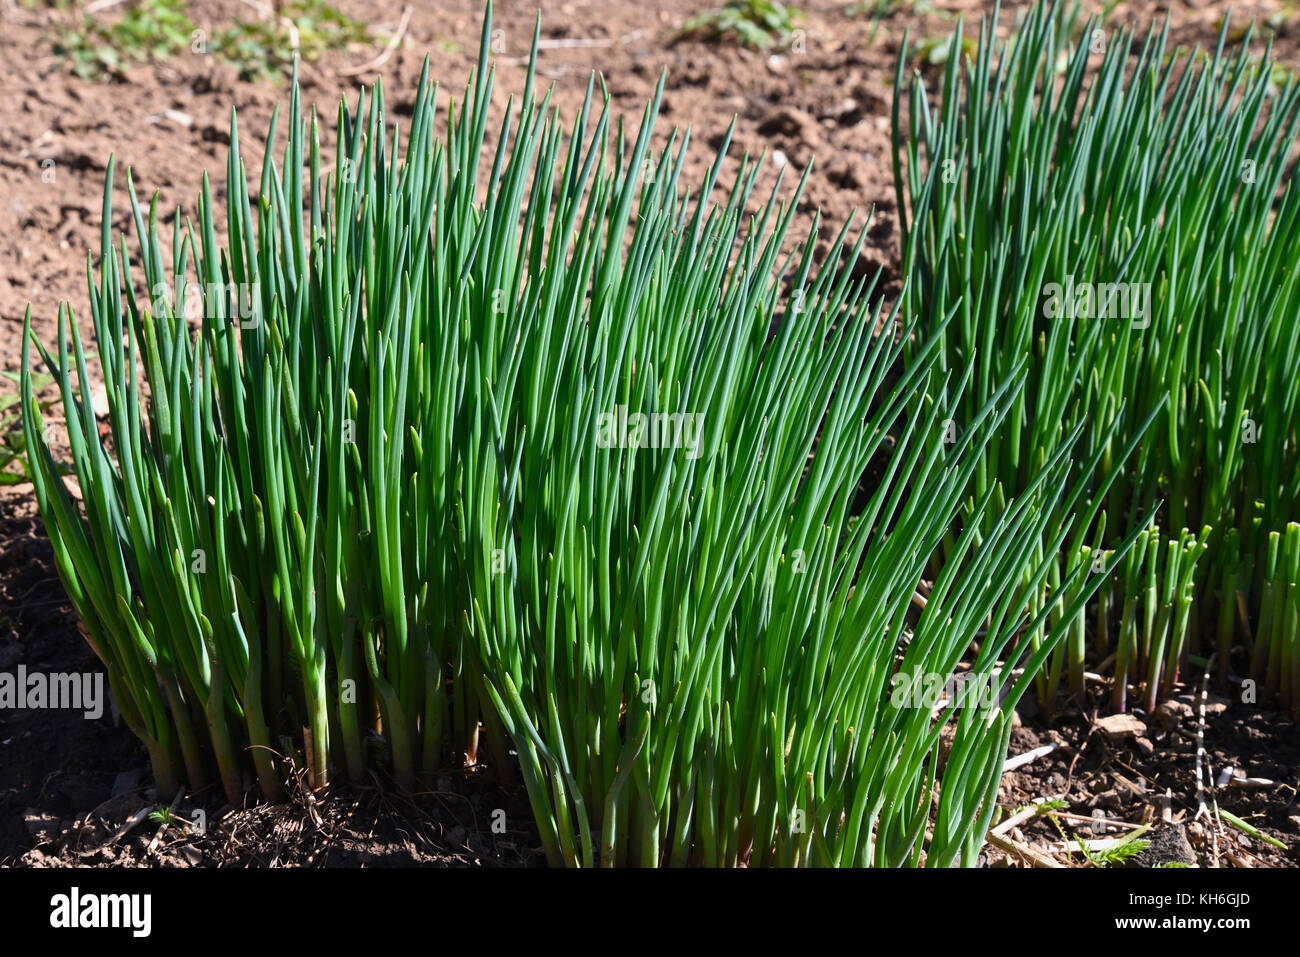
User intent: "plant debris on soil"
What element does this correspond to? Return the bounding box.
[15,760,543,868]
[2,0,1299,866]
[992,688,1300,868]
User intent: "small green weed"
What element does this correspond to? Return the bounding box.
[213,1,369,81]
[683,0,804,50]
[49,0,368,82]
[52,0,195,80]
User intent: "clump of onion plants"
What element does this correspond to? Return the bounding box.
[23,5,1137,864]
[894,1,1300,714]
[449,16,1142,865]
[21,26,508,802]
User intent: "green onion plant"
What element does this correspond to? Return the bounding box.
[22,22,507,802]
[442,11,1145,865]
[894,0,1300,714]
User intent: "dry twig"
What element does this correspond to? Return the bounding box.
[338,5,412,77]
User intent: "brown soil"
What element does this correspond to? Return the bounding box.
[2,0,1299,866]
[994,687,1300,869]
[15,757,543,867]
